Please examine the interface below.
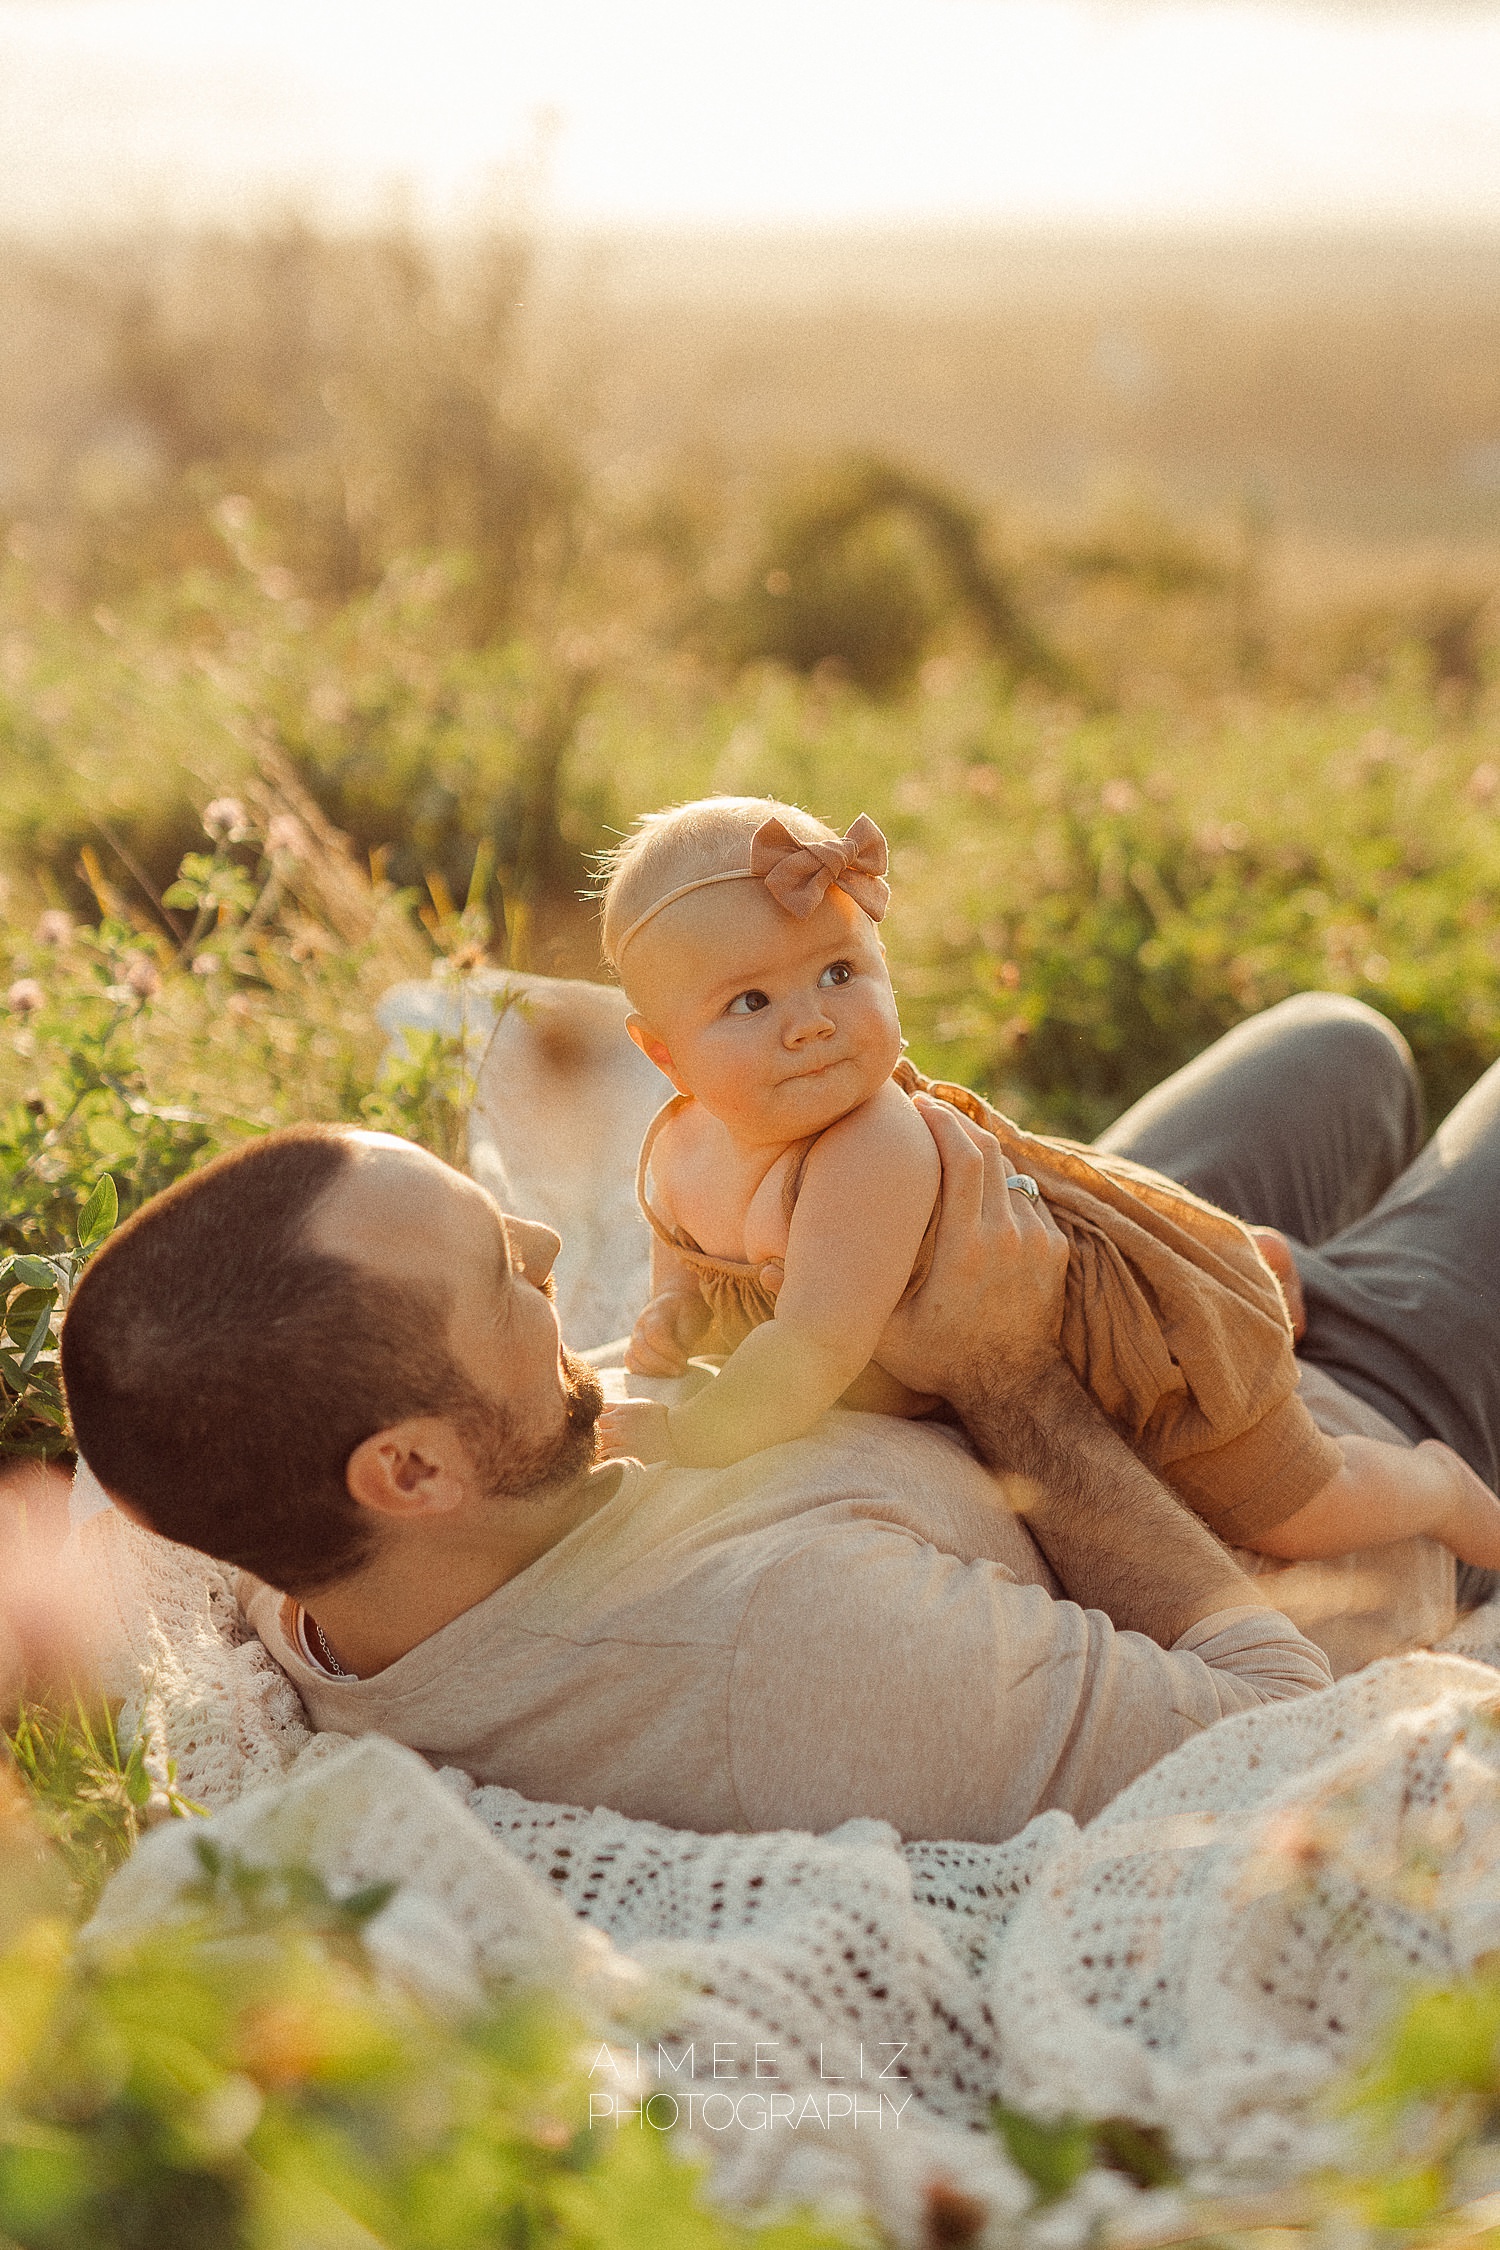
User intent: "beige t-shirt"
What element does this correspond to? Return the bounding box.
[246,1409,1334,1844]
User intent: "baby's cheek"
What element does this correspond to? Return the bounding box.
[707,1045,777,1109]
[867,997,906,1071]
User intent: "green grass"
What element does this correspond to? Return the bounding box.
[8,559,1500,1145]
[4,1698,198,1914]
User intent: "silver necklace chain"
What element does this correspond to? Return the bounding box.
[304,1608,355,1679]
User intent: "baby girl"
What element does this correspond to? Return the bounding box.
[596,794,1500,1569]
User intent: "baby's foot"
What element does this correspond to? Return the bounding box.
[1422,1440,1500,1569]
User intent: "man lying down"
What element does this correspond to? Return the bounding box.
[60,990,1490,1845]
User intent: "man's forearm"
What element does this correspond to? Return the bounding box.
[959,1358,1265,1645]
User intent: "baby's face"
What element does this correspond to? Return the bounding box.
[625,879,904,1145]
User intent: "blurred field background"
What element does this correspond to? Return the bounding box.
[4,212,1500,1174]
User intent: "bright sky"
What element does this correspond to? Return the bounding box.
[3,0,1500,231]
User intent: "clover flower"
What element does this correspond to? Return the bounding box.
[202,796,252,845]
[122,953,162,999]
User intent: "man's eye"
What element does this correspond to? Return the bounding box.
[819,961,853,987]
[727,989,770,1015]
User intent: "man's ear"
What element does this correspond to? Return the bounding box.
[345,1417,475,1522]
[626,1014,685,1089]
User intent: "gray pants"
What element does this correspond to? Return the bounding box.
[1096,993,1500,1531]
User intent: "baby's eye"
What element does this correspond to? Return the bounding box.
[727,989,771,1015]
[818,961,854,988]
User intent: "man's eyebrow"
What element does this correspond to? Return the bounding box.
[487,1220,517,1335]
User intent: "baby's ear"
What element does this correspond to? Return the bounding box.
[626,1014,679,1081]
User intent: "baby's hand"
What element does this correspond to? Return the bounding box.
[599,1398,674,1464]
[625,1290,712,1378]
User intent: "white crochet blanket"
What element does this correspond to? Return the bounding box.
[83,1499,1500,2246]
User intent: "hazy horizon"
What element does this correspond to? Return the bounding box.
[4,0,1500,238]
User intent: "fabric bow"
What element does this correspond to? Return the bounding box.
[748,814,891,923]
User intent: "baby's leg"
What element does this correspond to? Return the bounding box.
[1248,1436,1500,1571]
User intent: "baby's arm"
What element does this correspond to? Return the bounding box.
[651,1085,941,1469]
[1247,1435,1500,1569]
[625,1233,713,1377]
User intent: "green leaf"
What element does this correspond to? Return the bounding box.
[84,1115,135,1163]
[992,2102,1096,2205]
[340,1880,399,1926]
[16,1311,53,1378]
[0,2141,92,2232]
[1357,1981,1500,2109]
[10,1258,57,1291]
[77,1173,119,1250]
[6,1291,55,1345]
[1367,2165,1449,2229]
[1094,2117,1180,2188]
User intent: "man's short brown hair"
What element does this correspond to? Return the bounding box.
[62,1127,497,1595]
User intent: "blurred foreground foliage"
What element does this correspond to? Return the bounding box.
[989,1967,1500,2249]
[3,1707,1500,2250]
[6,1697,199,1913]
[0,1744,853,2250]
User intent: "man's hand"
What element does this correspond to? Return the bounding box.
[1247,1225,1307,1341]
[877,1095,1069,1407]
[625,1291,712,1378]
[877,1096,1273,1647]
[599,1398,674,1463]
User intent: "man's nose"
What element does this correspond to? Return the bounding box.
[506,1216,562,1288]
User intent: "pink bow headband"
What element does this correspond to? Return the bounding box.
[612,814,891,963]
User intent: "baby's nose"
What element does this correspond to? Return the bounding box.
[783,995,835,1041]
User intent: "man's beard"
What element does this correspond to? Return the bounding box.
[463,1347,605,1500]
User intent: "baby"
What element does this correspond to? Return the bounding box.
[596,794,1500,1570]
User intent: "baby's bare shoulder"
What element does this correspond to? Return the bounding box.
[807,1079,940,1190]
[649,1098,734,1199]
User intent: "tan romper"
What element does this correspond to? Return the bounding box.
[637,1059,1342,1546]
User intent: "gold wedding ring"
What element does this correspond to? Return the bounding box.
[1006,1172,1040,1199]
